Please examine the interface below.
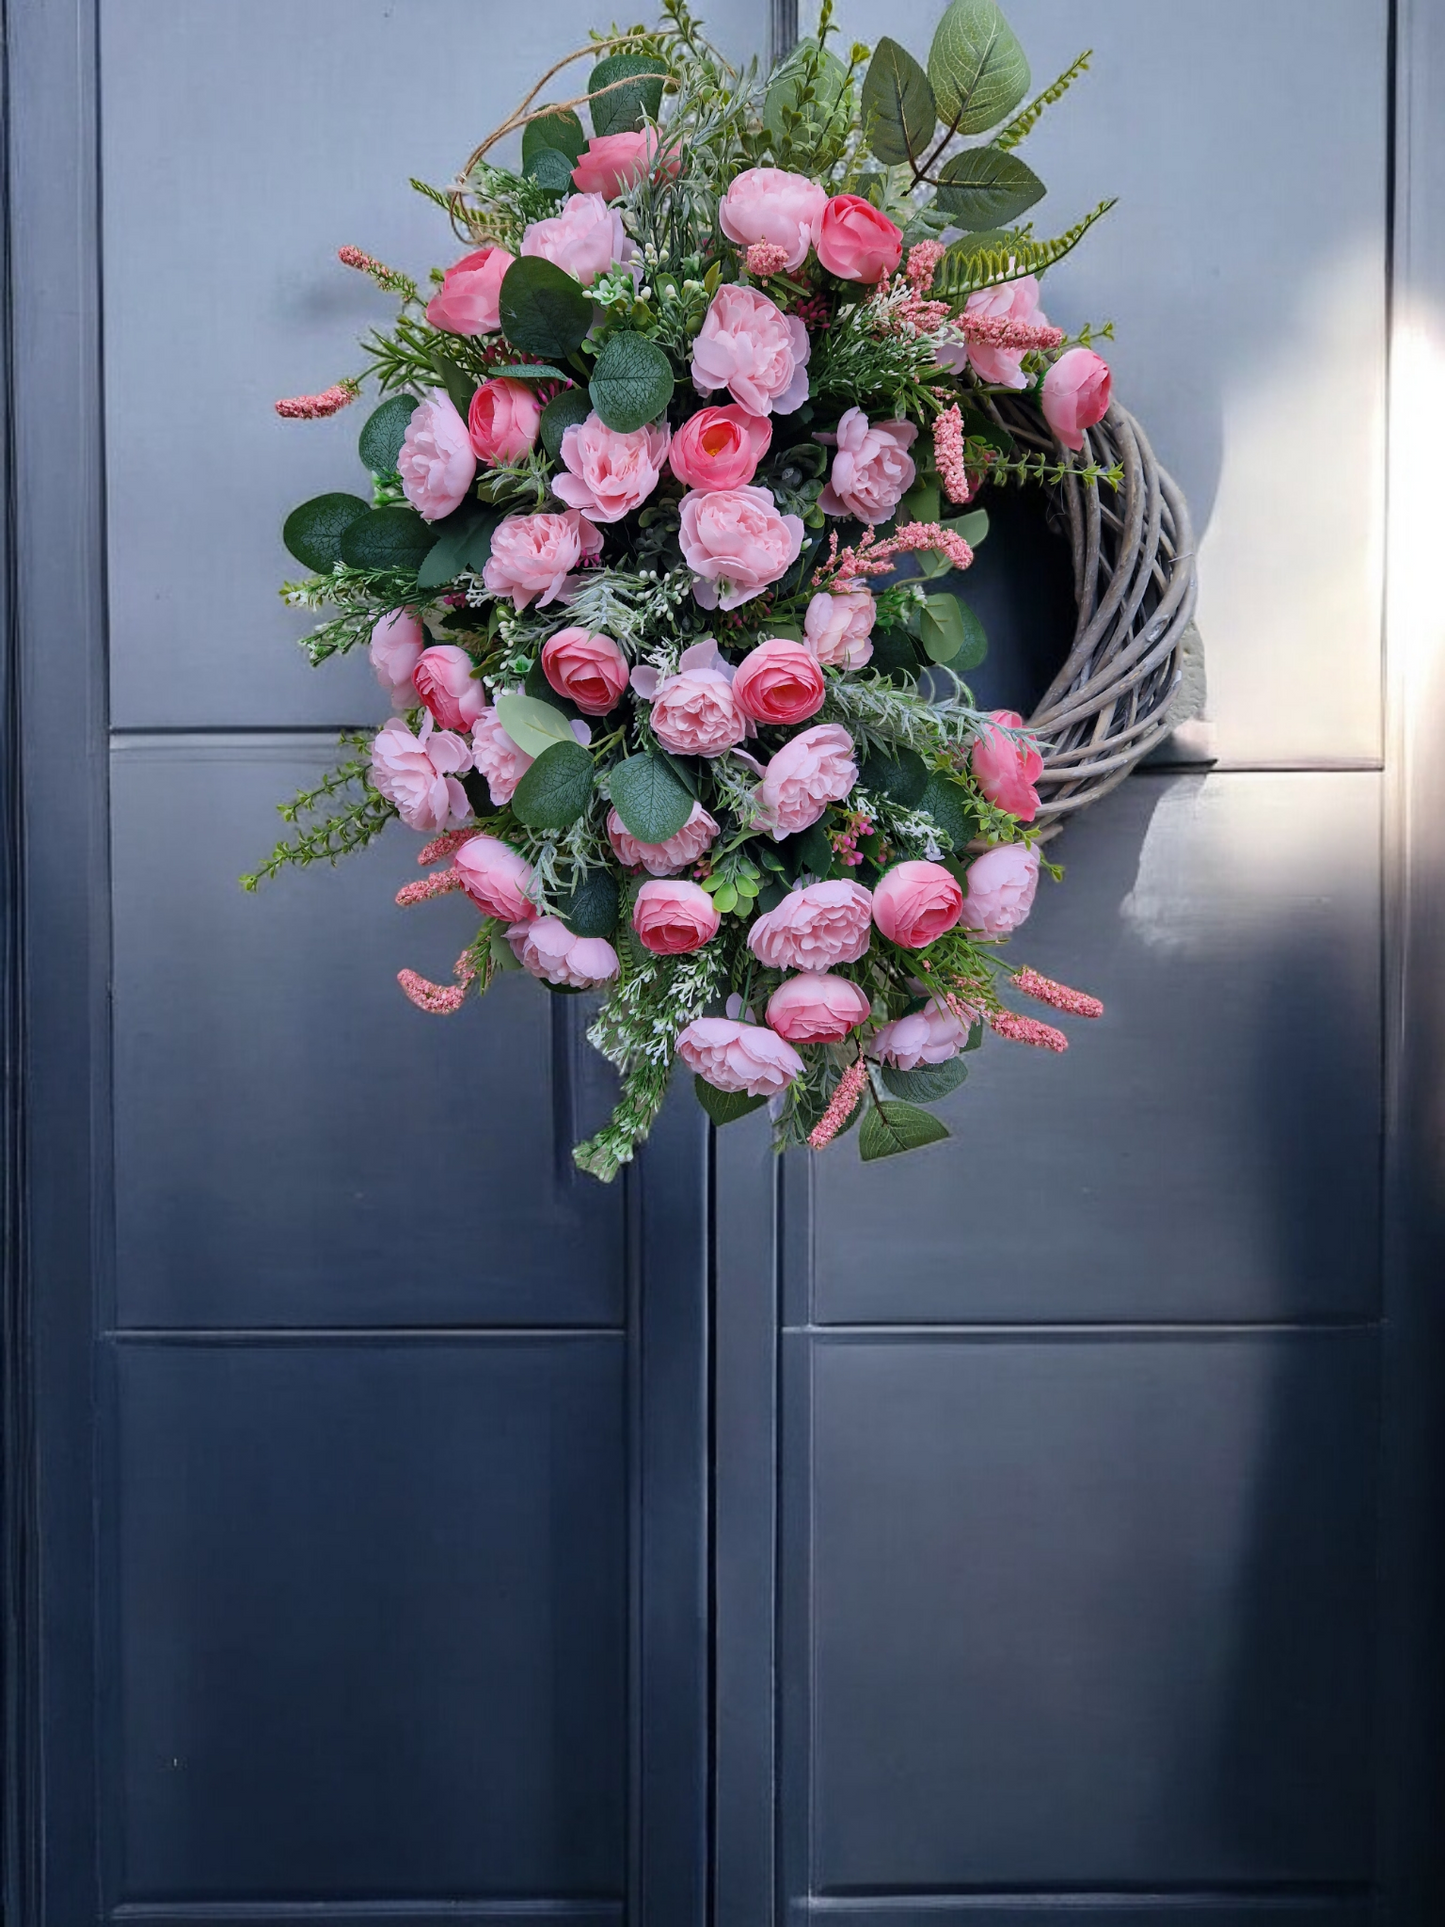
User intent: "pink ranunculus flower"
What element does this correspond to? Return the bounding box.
[691,284,811,417]
[369,609,425,708]
[756,723,859,838]
[939,275,1045,388]
[747,879,873,972]
[818,407,918,525]
[368,714,472,834]
[455,834,537,923]
[719,167,829,272]
[872,860,965,948]
[669,404,772,490]
[541,628,629,716]
[970,709,1043,821]
[413,644,487,732]
[1042,347,1113,451]
[520,191,637,288]
[553,413,671,524]
[804,589,876,670]
[607,801,719,876]
[632,878,721,955]
[468,378,542,464]
[678,484,805,610]
[959,842,1039,936]
[482,508,602,610]
[425,245,515,336]
[648,649,748,756]
[766,971,871,1043]
[506,915,619,988]
[676,1015,804,1096]
[872,1001,972,1068]
[732,637,826,726]
[815,194,903,282]
[571,127,676,199]
[397,388,477,521]
[470,707,533,805]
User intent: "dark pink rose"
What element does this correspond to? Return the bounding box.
[541,627,629,715]
[959,842,1039,936]
[632,878,722,954]
[815,194,903,282]
[669,404,772,490]
[676,1015,803,1095]
[970,709,1043,821]
[765,971,871,1042]
[1042,347,1112,451]
[871,860,965,948]
[718,167,828,272]
[747,879,873,971]
[818,407,918,524]
[425,245,514,336]
[454,834,536,922]
[468,378,542,464]
[413,644,487,732]
[731,638,826,726]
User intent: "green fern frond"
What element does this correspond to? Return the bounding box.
[410,177,456,214]
[994,51,1093,152]
[934,198,1117,302]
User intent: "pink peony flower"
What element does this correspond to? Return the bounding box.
[756,723,859,838]
[676,1015,804,1096]
[425,245,515,336]
[571,128,676,199]
[541,627,630,715]
[369,609,425,707]
[731,637,826,726]
[470,707,533,805]
[669,404,772,490]
[872,1001,972,1067]
[1042,347,1113,451]
[815,194,903,282]
[959,842,1039,936]
[747,878,873,971]
[455,834,536,922]
[468,378,542,464]
[940,276,1044,388]
[971,709,1043,821]
[718,167,829,272]
[413,644,487,732]
[691,284,811,417]
[647,640,748,757]
[521,192,636,288]
[872,860,965,948]
[553,413,671,523]
[369,714,472,833]
[632,878,721,954]
[607,801,719,876]
[397,389,477,521]
[677,484,804,610]
[818,407,918,524]
[506,915,619,988]
[766,971,871,1043]
[804,589,875,669]
[482,508,602,610]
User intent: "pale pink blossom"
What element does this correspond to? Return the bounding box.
[719,167,828,272]
[553,413,671,523]
[413,644,487,731]
[632,878,721,954]
[766,971,871,1042]
[676,1016,803,1096]
[571,128,676,199]
[691,284,811,417]
[959,843,1039,936]
[369,609,425,707]
[454,834,536,922]
[678,484,804,610]
[506,915,619,988]
[645,640,748,757]
[872,861,965,948]
[607,802,719,876]
[521,192,637,288]
[871,1002,971,1068]
[804,589,875,669]
[1042,347,1113,451]
[669,405,772,490]
[818,407,918,525]
[397,388,477,521]
[482,508,602,610]
[369,714,472,834]
[971,709,1043,821]
[747,879,873,971]
[425,245,514,335]
[470,707,533,805]
[756,723,859,838]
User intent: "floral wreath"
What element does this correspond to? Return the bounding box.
[252,0,1199,1181]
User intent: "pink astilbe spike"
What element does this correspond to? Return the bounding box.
[906,241,945,292]
[745,241,791,276]
[954,310,1065,353]
[417,826,480,867]
[336,245,417,298]
[1012,967,1104,1019]
[395,867,465,907]
[274,384,358,420]
[807,1058,870,1150]
[398,948,477,1015]
[817,521,975,589]
[990,1009,1069,1052]
[933,403,977,505]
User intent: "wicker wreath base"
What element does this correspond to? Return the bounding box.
[987,396,1202,839]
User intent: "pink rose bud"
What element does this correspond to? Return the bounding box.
[732,637,827,726]
[669,404,772,491]
[678,484,805,610]
[937,275,1046,387]
[718,166,829,272]
[871,860,966,948]
[541,627,630,715]
[553,414,671,523]
[369,609,425,707]
[454,834,537,923]
[570,127,676,199]
[1041,347,1112,451]
[872,1001,973,1068]
[690,284,812,417]
[413,644,487,732]
[368,714,472,834]
[507,915,619,988]
[747,878,873,971]
[676,1015,804,1096]
[482,508,603,611]
[470,708,533,805]
[520,191,637,288]
[765,971,872,1043]
[607,801,719,876]
[631,878,722,955]
[803,589,876,669]
[425,245,515,337]
[756,723,859,838]
[468,377,542,464]
[815,194,903,283]
[397,388,477,522]
[959,843,1039,936]
[970,709,1043,822]
[818,407,918,525]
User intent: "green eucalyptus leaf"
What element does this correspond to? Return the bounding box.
[917,591,987,666]
[880,1056,969,1102]
[899,480,941,526]
[860,744,929,808]
[338,504,434,572]
[510,739,595,829]
[525,148,576,193]
[868,624,924,685]
[588,332,675,433]
[947,508,989,548]
[522,106,587,168]
[609,752,694,843]
[588,52,669,136]
[539,386,594,461]
[918,770,978,851]
[693,1077,769,1127]
[358,394,418,475]
[486,364,573,382]
[859,1098,951,1160]
[861,36,937,164]
[935,145,1045,229]
[498,255,593,359]
[927,0,1030,136]
[523,656,581,721]
[282,492,370,572]
[416,512,499,590]
[558,869,619,939]
[494,690,579,759]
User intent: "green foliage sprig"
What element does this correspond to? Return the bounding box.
[240,738,395,890]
